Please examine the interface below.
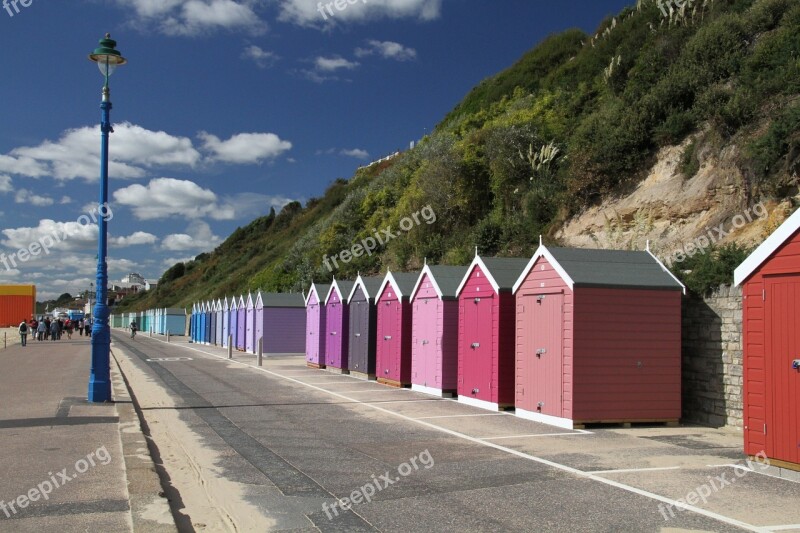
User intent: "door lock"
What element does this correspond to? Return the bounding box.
[472,388,479,394]
[536,348,546,357]
[793,359,800,370]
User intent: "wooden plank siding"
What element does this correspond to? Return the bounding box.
[263,308,306,353]
[572,288,681,421]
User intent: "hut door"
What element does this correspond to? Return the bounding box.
[307,304,318,363]
[464,295,493,399]
[415,299,437,387]
[380,301,400,380]
[529,293,563,417]
[328,303,341,367]
[766,276,800,465]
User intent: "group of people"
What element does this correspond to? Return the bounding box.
[17,316,93,346]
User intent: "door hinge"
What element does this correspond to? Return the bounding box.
[763,289,766,301]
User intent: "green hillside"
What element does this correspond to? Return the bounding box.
[118,0,800,311]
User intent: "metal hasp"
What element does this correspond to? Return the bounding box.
[87,34,126,403]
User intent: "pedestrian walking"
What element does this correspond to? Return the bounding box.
[65,319,73,340]
[50,320,59,341]
[43,317,51,340]
[78,318,85,336]
[36,320,46,341]
[18,321,28,347]
[30,318,38,341]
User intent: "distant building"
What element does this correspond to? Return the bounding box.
[121,273,146,285]
[0,285,36,327]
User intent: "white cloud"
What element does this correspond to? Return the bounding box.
[161,221,221,251]
[111,231,158,247]
[114,177,235,220]
[0,175,13,193]
[355,40,417,61]
[2,123,201,182]
[242,45,278,68]
[278,0,442,26]
[341,148,369,159]
[1,219,99,254]
[121,0,266,36]
[60,196,73,205]
[314,56,359,72]
[14,189,55,207]
[199,132,292,164]
[162,256,196,267]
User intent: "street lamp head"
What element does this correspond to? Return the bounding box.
[88,33,127,82]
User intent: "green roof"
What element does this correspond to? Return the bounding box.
[261,293,305,308]
[547,247,682,290]
[424,265,469,298]
[480,257,531,290]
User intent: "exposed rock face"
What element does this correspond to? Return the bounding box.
[555,136,794,262]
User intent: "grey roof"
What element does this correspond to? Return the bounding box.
[355,276,384,301]
[481,257,531,290]
[261,293,306,308]
[548,247,683,290]
[334,280,356,299]
[391,272,420,297]
[426,265,469,298]
[311,283,331,299]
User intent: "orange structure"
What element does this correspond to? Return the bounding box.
[0,285,36,327]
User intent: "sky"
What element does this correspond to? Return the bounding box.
[0,0,632,301]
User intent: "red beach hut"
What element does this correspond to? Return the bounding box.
[376,271,419,387]
[305,283,330,368]
[324,279,355,373]
[455,256,529,411]
[513,245,685,429]
[735,208,800,471]
[410,264,468,397]
[347,275,383,380]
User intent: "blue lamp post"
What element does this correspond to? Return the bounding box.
[87,34,126,403]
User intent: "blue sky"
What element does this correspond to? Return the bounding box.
[0,0,631,300]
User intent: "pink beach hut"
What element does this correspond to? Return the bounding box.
[410,264,468,397]
[376,271,419,387]
[455,256,529,411]
[305,283,330,368]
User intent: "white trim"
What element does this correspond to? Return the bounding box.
[238,295,245,309]
[246,292,254,310]
[410,265,444,302]
[457,395,501,412]
[411,383,452,397]
[646,249,686,295]
[230,296,238,311]
[347,275,378,304]
[223,297,229,311]
[515,408,575,430]
[305,283,325,307]
[512,245,575,294]
[254,291,263,310]
[735,206,800,286]
[455,256,500,297]
[324,279,345,305]
[376,271,410,300]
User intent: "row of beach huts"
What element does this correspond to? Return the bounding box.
[165,205,800,473]
[190,244,687,431]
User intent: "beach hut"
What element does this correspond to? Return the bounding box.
[324,279,355,372]
[222,297,230,347]
[254,292,264,353]
[164,308,187,336]
[347,275,383,380]
[513,245,684,429]
[259,293,306,353]
[236,295,246,350]
[215,299,223,345]
[410,264,468,397]
[204,301,212,344]
[209,301,217,345]
[246,293,256,353]
[455,256,529,411]
[735,208,800,471]
[199,302,207,344]
[375,272,419,387]
[230,297,239,349]
[305,283,330,368]
[190,304,197,341]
